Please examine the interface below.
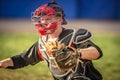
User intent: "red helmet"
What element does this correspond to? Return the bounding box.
[32,2,67,35]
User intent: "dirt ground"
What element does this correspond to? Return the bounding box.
[0,19,120,35]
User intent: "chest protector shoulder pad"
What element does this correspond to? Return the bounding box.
[73,29,92,44]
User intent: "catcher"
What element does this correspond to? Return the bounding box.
[0,1,103,80]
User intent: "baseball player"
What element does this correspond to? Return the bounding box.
[0,1,103,80]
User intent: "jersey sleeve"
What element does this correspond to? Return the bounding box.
[7,42,42,69]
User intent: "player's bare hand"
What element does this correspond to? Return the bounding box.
[0,61,6,68]
[0,58,14,68]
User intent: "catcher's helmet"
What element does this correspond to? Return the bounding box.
[31,1,67,35]
[32,1,67,25]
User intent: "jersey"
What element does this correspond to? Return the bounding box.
[9,28,103,80]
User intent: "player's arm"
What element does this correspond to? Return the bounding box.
[79,46,102,60]
[0,42,42,69]
[75,40,103,60]
[73,29,103,60]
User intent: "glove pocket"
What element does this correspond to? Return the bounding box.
[55,53,77,71]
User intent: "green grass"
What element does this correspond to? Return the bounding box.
[92,34,120,80]
[0,33,120,80]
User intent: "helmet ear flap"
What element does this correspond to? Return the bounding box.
[62,17,67,25]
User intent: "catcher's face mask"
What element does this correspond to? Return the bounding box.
[31,2,67,35]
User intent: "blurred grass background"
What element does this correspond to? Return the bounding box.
[0,32,120,80]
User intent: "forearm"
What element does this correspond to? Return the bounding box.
[0,42,41,69]
[0,55,28,69]
[0,58,14,68]
[80,46,100,60]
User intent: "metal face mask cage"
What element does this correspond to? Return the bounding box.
[31,8,63,24]
[31,13,41,23]
[31,7,63,35]
[31,2,67,35]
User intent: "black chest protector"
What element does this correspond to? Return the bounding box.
[38,28,92,79]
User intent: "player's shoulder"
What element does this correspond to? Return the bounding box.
[73,28,92,44]
[75,28,92,36]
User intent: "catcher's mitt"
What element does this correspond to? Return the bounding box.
[45,41,80,71]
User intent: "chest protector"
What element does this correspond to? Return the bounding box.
[38,28,92,79]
